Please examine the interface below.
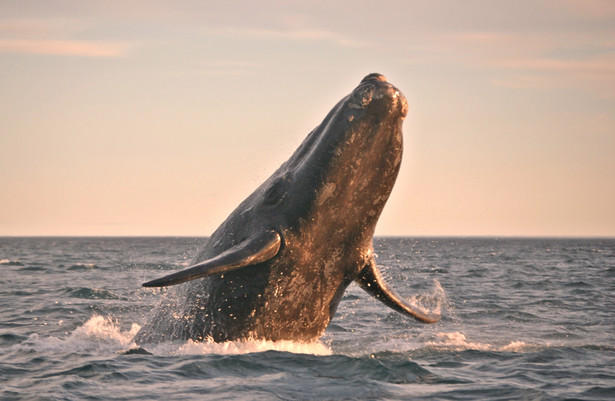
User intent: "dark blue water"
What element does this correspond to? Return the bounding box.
[1,237,614,400]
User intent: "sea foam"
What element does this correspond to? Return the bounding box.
[427,331,534,352]
[16,315,331,356]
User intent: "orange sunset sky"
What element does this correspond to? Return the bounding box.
[1,1,614,237]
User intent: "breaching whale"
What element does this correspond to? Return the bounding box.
[135,73,440,344]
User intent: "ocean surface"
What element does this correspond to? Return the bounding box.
[1,237,614,400]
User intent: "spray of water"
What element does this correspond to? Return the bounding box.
[16,315,331,356]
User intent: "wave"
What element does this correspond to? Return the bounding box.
[0,259,24,266]
[15,315,331,357]
[15,315,140,354]
[425,331,537,352]
[67,263,100,271]
[63,287,124,300]
[136,262,191,271]
[16,315,608,361]
[148,338,332,356]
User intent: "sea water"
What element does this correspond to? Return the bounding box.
[1,237,614,400]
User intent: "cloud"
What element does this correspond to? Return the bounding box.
[560,0,615,18]
[399,28,615,99]
[494,55,615,73]
[490,53,615,98]
[0,17,86,38]
[215,26,373,49]
[0,17,133,57]
[168,61,265,77]
[0,39,132,57]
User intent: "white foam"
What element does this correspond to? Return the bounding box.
[0,259,21,265]
[17,315,331,356]
[404,279,446,319]
[500,341,532,352]
[16,315,140,354]
[426,331,534,353]
[159,338,331,356]
[426,331,490,350]
[72,315,140,346]
[70,263,97,269]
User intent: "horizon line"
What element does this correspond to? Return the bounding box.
[1,234,613,240]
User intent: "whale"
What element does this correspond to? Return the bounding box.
[134,73,440,344]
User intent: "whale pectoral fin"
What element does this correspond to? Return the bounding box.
[356,258,441,324]
[142,229,281,287]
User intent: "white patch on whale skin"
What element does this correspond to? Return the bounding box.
[348,102,362,109]
[316,182,336,206]
[393,152,402,169]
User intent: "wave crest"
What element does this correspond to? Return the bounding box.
[16,315,330,356]
[0,259,24,266]
[427,331,534,352]
[15,315,140,354]
[172,338,331,356]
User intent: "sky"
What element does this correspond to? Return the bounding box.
[1,0,614,237]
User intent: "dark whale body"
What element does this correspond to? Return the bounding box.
[135,73,439,344]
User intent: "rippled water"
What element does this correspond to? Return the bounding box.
[1,237,614,400]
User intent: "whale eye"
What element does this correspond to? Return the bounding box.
[264,178,288,205]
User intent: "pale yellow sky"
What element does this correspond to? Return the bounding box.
[1,1,614,236]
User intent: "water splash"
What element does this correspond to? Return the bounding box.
[426,331,534,352]
[0,258,24,266]
[16,315,140,354]
[408,279,446,318]
[164,338,331,356]
[74,315,140,346]
[16,315,331,356]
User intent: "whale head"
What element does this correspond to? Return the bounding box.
[256,73,408,252]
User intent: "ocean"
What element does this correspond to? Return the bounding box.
[1,237,613,400]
